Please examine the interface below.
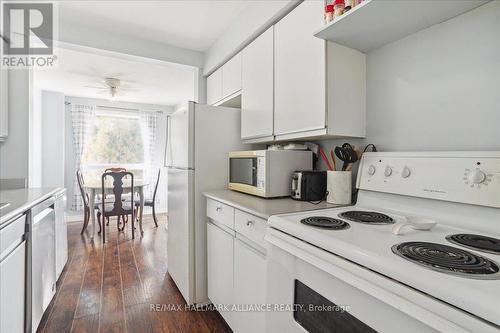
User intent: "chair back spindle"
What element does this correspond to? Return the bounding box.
[152,169,161,202]
[101,171,134,217]
[76,170,89,207]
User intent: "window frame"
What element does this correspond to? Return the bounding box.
[81,108,147,175]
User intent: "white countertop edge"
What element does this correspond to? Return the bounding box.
[0,187,65,227]
[203,189,344,220]
[203,191,270,220]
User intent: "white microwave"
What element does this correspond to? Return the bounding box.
[228,150,312,198]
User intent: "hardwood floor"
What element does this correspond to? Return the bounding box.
[37,214,231,333]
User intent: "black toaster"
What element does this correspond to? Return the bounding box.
[291,170,327,201]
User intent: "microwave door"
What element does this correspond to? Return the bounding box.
[230,158,257,186]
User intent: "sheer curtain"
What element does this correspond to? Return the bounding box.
[141,111,158,198]
[70,104,95,210]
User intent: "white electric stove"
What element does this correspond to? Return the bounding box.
[265,152,500,333]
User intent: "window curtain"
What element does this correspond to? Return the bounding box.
[141,111,158,198]
[70,104,95,210]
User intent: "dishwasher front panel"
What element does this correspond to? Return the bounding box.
[31,206,56,333]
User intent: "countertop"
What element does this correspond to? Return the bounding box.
[203,189,343,220]
[0,187,65,227]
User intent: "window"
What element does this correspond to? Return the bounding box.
[81,112,146,179]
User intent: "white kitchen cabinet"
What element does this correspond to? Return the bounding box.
[233,239,267,333]
[274,1,366,141]
[274,0,325,137]
[207,53,242,107]
[222,52,242,98]
[241,27,274,141]
[207,67,223,105]
[0,214,27,333]
[207,222,234,326]
[207,199,235,230]
[0,64,8,141]
[206,198,269,332]
[0,241,26,333]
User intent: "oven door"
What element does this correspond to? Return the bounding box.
[264,228,481,333]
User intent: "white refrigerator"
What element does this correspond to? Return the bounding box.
[166,101,248,305]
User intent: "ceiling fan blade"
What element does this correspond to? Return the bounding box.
[86,67,125,79]
[84,85,108,90]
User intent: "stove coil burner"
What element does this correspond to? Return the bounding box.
[392,242,500,280]
[300,216,350,230]
[446,234,500,255]
[339,211,394,225]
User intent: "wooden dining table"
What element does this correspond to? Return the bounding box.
[83,179,149,237]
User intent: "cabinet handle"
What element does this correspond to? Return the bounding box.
[246,220,254,226]
[216,207,222,212]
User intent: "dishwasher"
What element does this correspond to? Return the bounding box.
[31,198,56,333]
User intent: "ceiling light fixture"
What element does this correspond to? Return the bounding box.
[105,77,120,101]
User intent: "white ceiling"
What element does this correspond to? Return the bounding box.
[35,47,196,105]
[59,1,260,52]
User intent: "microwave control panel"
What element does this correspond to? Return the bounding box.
[257,157,266,190]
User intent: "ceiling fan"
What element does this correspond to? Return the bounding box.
[84,77,139,100]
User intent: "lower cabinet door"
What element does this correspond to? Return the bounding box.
[233,239,266,333]
[207,223,234,325]
[0,241,26,333]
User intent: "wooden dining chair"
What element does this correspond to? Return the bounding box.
[104,167,127,173]
[136,169,161,227]
[77,170,91,234]
[102,167,130,225]
[97,171,136,243]
[77,170,110,234]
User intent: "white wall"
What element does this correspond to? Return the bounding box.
[317,1,500,168]
[41,91,66,188]
[64,96,174,213]
[30,88,42,187]
[203,0,299,75]
[59,22,204,68]
[0,70,31,181]
[29,89,65,188]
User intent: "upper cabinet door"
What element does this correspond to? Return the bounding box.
[241,27,274,140]
[207,68,223,105]
[274,0,326,136]
[222,52,242,98]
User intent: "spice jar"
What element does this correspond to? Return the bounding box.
[325,4,334,24]
[345,0,353,12]
[333,0,345,18]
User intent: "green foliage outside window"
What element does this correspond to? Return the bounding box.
[81,114,146,180]
[82,115,144,164]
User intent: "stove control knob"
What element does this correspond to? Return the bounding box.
[468,169,486,184]
[384,166,393,177]
[367,165,376,176]
[401,166,411,178]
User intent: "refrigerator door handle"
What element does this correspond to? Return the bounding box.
[165,115,172,167]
